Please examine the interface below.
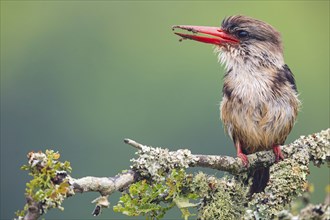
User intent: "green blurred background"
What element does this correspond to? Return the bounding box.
[1,1,329,219]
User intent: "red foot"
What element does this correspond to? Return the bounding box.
[273,145,284,162]
[237,152,249,167]
[236,141,249,167]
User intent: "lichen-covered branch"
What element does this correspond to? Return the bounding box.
[297,202,330,219]
[22,197,41,220]
[72,171,137,196]
[16,129,329,220]
[126,128,329,175]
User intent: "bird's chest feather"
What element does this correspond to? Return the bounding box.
[220,68,297,150]
[223,68,275,105]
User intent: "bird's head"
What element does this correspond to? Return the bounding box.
[173,15,284,71]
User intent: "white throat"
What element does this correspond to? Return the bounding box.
[215,46,285,73]
[216,46,285,102]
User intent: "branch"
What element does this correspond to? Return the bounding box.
[125,128,329,174]
[71,170,137,196]
[22,197,41,220]
[18,129,329,220]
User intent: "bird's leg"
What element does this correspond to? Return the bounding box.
[273,145,284,162]
[236,141,249,167]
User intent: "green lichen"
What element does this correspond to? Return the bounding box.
[113,180,171,219]
[15,150,72,218]
[114,168,199,220]
[114,167,250,220]
[303,129,330,167]
[247,155,309,219]
[130,145,197,182]
[195,173,248,220]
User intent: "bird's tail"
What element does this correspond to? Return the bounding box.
[249,167,270,194]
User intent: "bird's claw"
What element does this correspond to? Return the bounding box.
[273,145,284,162]
[237,152,249,167]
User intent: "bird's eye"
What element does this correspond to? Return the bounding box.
[236,30,249,38]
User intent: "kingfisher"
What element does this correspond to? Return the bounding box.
[173,15,300,193]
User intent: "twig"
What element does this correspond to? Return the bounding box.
[124,138,143,150]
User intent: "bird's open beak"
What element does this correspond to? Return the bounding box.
[172,25,239,45]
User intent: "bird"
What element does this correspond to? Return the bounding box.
[172,15,300,194]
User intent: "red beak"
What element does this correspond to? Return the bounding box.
[172,25,239,45]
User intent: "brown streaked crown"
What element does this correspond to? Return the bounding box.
[221,15,283,52]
